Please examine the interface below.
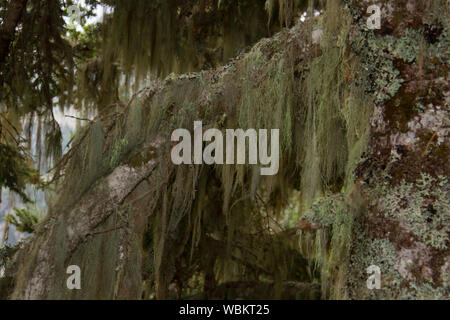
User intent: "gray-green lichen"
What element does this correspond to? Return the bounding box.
[347,237,402,300]
[347,1,449,106]
[401,281,449,300]
[377,173,449,250]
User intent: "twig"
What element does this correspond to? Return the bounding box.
[87,225,126,237]
[421,126,441,158]
[64,115,92,122]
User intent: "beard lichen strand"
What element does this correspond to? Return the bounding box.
[101,0,274,82]
[174,2,365,298]
[99,0,327,87]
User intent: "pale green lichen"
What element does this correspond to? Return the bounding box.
[401,281,449,300]
[347,237,403,300]
[348,4,448,106]
[378,173,449,250]
[382,29,422,63]
[301,193,352,228]
[298,192,365,299]
[350,31,407,104]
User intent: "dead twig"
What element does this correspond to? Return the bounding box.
[421,126,441,158]
[64,115,92,122]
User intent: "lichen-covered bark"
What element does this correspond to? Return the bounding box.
[300,0,449,299]
[6,159,158,299]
